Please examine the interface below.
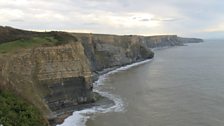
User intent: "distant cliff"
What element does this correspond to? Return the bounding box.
[0,26,203,125]
[73,33,202,73]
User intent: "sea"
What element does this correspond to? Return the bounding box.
[58,40,224,126]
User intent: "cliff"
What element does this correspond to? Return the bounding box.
[73,34,154,72]
[0,26,203,125]
[73,34,202,72]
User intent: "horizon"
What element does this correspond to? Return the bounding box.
[2,25,224,40]
[0,0,224,39]
[1,25,178,37]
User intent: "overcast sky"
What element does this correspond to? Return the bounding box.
[0,0,224,38]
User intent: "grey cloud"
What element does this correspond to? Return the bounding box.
[0,0,224,38]
[132,17,150,22]
[10,19,24,22]
[140,19,150,22]
[151,18,178,22]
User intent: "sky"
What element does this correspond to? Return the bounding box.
[0,0,224,39]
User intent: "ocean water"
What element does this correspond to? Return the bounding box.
[57,59,152,126]
[60,40,224,126]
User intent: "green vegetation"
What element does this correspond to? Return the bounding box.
[0,26,79,54]
[0,90,48,126]
[0,36,58,54]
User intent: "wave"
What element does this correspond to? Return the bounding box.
[57,59,152,126]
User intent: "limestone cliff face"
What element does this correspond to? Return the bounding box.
[143,35,184,48]
[73,34,202,72]
[0,27,203,125]
[73,34,154,72]
[142,35,202,48]
[1,41,94,119]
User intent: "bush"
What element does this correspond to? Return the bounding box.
[0,90,48,126]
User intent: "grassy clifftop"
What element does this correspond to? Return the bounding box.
[0,26,35,44]
[0,26,77,54]
[0,36,57,54]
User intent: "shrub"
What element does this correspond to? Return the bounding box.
[0,90,48,126]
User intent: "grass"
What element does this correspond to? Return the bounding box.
[0,90,48,126]
[0,31,78,54]
[0,36,58,54]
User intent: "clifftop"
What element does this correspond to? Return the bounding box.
[0,26,37,44]
[0,26,79,54]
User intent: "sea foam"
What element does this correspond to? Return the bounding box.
[57,59,152,126]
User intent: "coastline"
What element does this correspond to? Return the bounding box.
[0,26,204,126]
[57,58,153,126]
[49,92,114,126]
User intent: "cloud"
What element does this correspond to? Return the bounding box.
[200,22,224,33]
[151,17,178,22]
[0,0,223,38]
[10,19,24,22]
[140,19,150,22]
